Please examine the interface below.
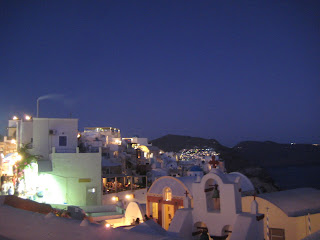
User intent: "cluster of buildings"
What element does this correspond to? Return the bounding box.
[0,115,320,240]
[0,115,161,206]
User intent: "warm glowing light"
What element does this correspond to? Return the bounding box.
[16,154,22,161]
[11,139,16,144]
[8,153,23,164]
[77,133,81,138]
[164,187,172,201]
[125,194,134,199]
[105,223,111,228]
[25,115,32,121]
[12,116,19,120]
[111,196,119,202]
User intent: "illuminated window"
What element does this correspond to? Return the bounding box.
[164,187,172,201]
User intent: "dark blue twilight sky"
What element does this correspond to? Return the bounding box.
[0,1,319,147]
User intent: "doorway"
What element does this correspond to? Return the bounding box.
[163,204,174,230]
[86,186,97,206]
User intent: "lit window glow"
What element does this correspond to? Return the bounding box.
[112,196,119,202]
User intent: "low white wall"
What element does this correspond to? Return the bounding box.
[102,188,147,208]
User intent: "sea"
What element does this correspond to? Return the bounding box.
[266,164,320,190]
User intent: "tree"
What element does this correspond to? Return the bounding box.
[16,144,41,171]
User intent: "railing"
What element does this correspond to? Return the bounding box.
[52,147,101,154]
[54,148,77,153]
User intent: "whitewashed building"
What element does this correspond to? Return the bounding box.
[12,117,102,206]
[147,168,263,239]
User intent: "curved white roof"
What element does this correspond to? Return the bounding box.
[148,176,196,198]
[258,188,320,217]
[228,172,255,192]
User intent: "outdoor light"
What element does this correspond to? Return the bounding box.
[111,196,119,202]
[125,194,134,200]
[16,154,22,161]
[77,133,81,138]
[11,139,16,144]
[12,116,19,120]
[105,223,111,228]
[25,115,32,121]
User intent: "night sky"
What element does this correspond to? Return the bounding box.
[1,1,319,147]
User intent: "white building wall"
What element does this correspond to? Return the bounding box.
[32,118,78,160]
[48,148,102,206]
[132,137,151,146]
[20,121,33,147]
[191,170,243,236]
[8,120,19,128]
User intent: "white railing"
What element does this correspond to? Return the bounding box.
[54,148,77,153]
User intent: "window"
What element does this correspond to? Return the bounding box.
[164,187,172,201]
[59,136,67,146]
[270,228,285,240]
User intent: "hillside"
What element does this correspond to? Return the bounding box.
[151,135,320,170]
[150,134,229,153]
[150,134,246,171]
[151,135,320,190]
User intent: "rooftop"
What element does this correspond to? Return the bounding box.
[258,188,320,217]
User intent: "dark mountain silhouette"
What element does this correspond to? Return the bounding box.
[150,134,229,152]
[233,141,320,167]
[151,135,320,171]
